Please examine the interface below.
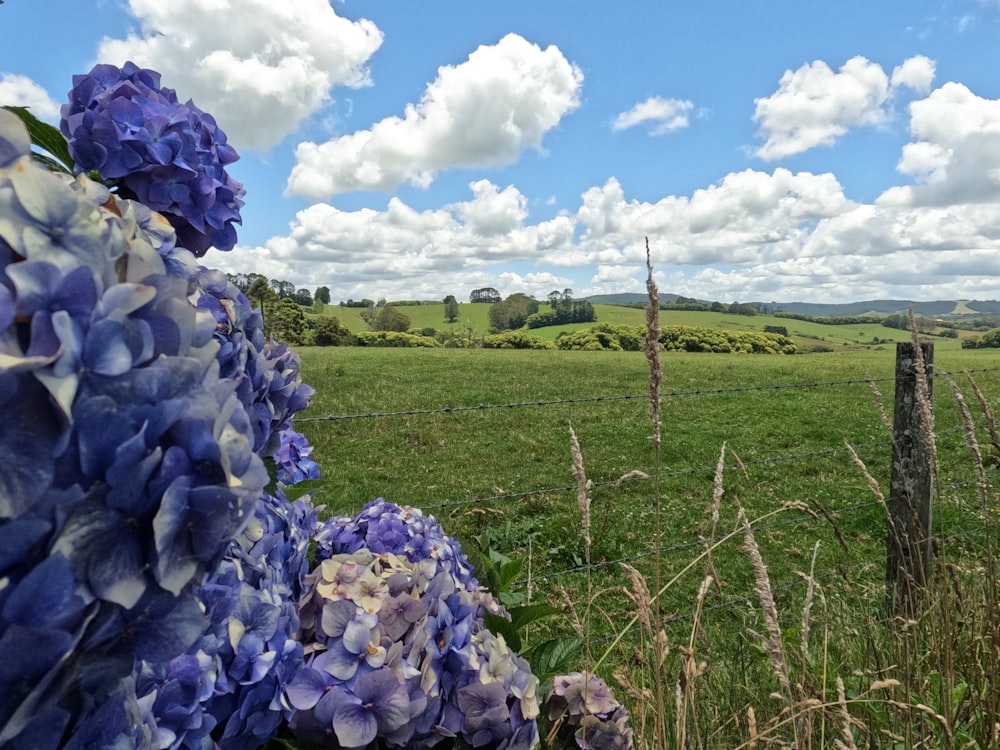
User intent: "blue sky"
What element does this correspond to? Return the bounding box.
[4,0,1000,304]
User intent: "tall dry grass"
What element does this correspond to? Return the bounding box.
[555,268,1000,749]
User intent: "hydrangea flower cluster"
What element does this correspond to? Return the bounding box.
[136,491,319,750]
[0,107,267,747]
[2,61,636,750]
[315,498,479,590]
[287,548,539,749]
[60,62,245,256]
[184,264,315,460]
[544,673,634,750]
[274,427,321,486]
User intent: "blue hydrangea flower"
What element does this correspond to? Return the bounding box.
[544,672,634,750]
[181,265,315,460]
[315,498,479,590]
[288,546,539,750]
[136,491,318,750]
[60,62,245,256]
[0,108,267,749]
[274,427,320,486]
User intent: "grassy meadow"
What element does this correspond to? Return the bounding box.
[294,341,1000,747]
[319,300,974,348]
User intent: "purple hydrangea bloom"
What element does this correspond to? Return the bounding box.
[315,498,480,590]
[544,672,634,750]
[0,108,267,748]
[180,265,315,461]
[288,546,539,750]
[136,491,319,750]
[274,427,321,486]
[60,61,245,256]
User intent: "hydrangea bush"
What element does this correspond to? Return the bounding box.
[0,62,632,750]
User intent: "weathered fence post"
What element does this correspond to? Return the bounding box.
[886,341,934,619]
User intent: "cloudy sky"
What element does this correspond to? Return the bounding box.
[4,1,1000,304]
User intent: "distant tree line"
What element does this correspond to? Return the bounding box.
[773,312,882,326]
[526,289,596,328]
[470,287,502,304]
[624,297,763,316]
[962,328,1000,349]
[553,323,795,354]
[228,272,329,309]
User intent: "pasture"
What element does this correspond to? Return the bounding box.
[294,344,1000,745]
[319,300,971,348]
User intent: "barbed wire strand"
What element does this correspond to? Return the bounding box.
[584,526,983,648]
[517,499,884,585]
[422,426,979,513]
[293,367,1000,424]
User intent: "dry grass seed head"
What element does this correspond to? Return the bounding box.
[867,377,892,434]
[621,563,653,633]
[797,542,823,659]
[834,677,860,750]
[945,374,989,504]
[741,509,792,696]
[614,469,650,487]
[710,442,726,529]
[555,583,585,638]
[965,370,1000,455]
[844,441,885,505]
[641,238,662,449]
[568,423,591,550]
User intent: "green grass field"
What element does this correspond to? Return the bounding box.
[296,344,998,600]
[319,301,973,349]
[293,344,1000,745]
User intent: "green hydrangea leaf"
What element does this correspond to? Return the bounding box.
[2,105,74,173]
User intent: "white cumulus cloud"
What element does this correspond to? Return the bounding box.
[612,96,693,135]
[879,82,1000,207]
[0,74,60,119]
[285,33,583,199]
[95,0,383,150]
[891,55,935,94]
[753,55,932,160]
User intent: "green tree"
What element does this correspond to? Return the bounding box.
[266,298,308,345]
[489,292,539,331]
[443,294,460,323]
[373,304,411,332]
[246,276,278,331]
[292,287,313,307]
[470,287,501,304]
[314,316,352,346]
[270,279,295,299]
[315,286,331,304]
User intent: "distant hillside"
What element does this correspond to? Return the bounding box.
[583,293,682,305]
[583,295,1000,318]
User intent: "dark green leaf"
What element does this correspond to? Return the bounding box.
[520,636,584,679]
[506,602,559,632]
[2,106,74,173]
[484,611,521,652]
[280,479,323,502]
[498,557,524,588]
[499,590,526,607]
[263,456,280,491]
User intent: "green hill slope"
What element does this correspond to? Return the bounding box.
[317,303,966,350]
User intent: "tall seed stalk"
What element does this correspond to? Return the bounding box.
[640,237,667,745]
[569,424,593,667]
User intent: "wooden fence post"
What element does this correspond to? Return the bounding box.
[886,341,934,619]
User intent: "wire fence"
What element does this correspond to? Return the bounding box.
[294,353,1000,649]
